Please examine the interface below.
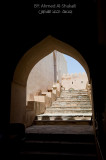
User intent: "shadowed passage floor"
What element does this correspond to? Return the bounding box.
[26,125,94,135]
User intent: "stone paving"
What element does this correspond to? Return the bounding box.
[26,125,94,134]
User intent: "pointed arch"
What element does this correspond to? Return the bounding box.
[10,36,90,124]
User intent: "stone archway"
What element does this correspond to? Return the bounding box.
[10,36,91,124]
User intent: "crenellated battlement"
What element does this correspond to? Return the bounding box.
[61,72,88,90]
[62,72,87,79]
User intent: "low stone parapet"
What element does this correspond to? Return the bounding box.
[25,109,35,127]
[42,92,52,107]
[42,91,58,104]
[52,89,57,101]
[55,83,61,97]
[25,101,46,127]
[35,102,46,114]
[25,82,62,127]
[86,83,91,101]
[34,95,51,108]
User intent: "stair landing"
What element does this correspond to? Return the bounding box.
[26,125,94,134]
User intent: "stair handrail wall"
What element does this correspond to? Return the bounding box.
[25,82,61,127]
[86,82,91,101]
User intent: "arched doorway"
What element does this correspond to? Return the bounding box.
[10,36,91,125]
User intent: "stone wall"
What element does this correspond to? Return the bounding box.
[86,82,91,100]
[56,51,67,82]
[27,51,67,101]
[61,72,88,90]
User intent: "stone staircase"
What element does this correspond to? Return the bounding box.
[34,89,92,125]
[16,90,97,160]
[19,127,98,160]
[8,125,98,160]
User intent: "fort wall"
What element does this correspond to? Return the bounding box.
[61,72,88,90]
[27,51,67,101]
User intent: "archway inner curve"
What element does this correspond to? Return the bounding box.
[11,36,91,124]
[13,36,90,86]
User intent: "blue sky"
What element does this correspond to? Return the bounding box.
[63,54,86,74]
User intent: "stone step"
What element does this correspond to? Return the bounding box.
[22,140,96,153]
[36,114,92,121]
[61,94,89,97]
[60,96,89,98]
[56,99,90,102]
[57,98,90,101]
[20,151,97,160]
[45,109,92,114]
[52,104,91,107]
[46,108,92,111]
[52,101,91,107]
[60,92,88,95]
[25,128,95,142]
[59,94,89,97]
[49,106,92,109]
[62,89,87,91]
[53,100,91,104]
[46,107,92,110]
[61,91,88,95]
[61,91,88,94]
[34,120,92,125]
[60,93,88,95]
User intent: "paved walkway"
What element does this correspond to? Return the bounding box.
[26,125,94,135]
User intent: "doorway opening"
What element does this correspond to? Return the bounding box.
[26,51,92,127]
[10,36,93,129]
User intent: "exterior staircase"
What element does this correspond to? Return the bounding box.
[16,90,97,160]
[34,89,92,125]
